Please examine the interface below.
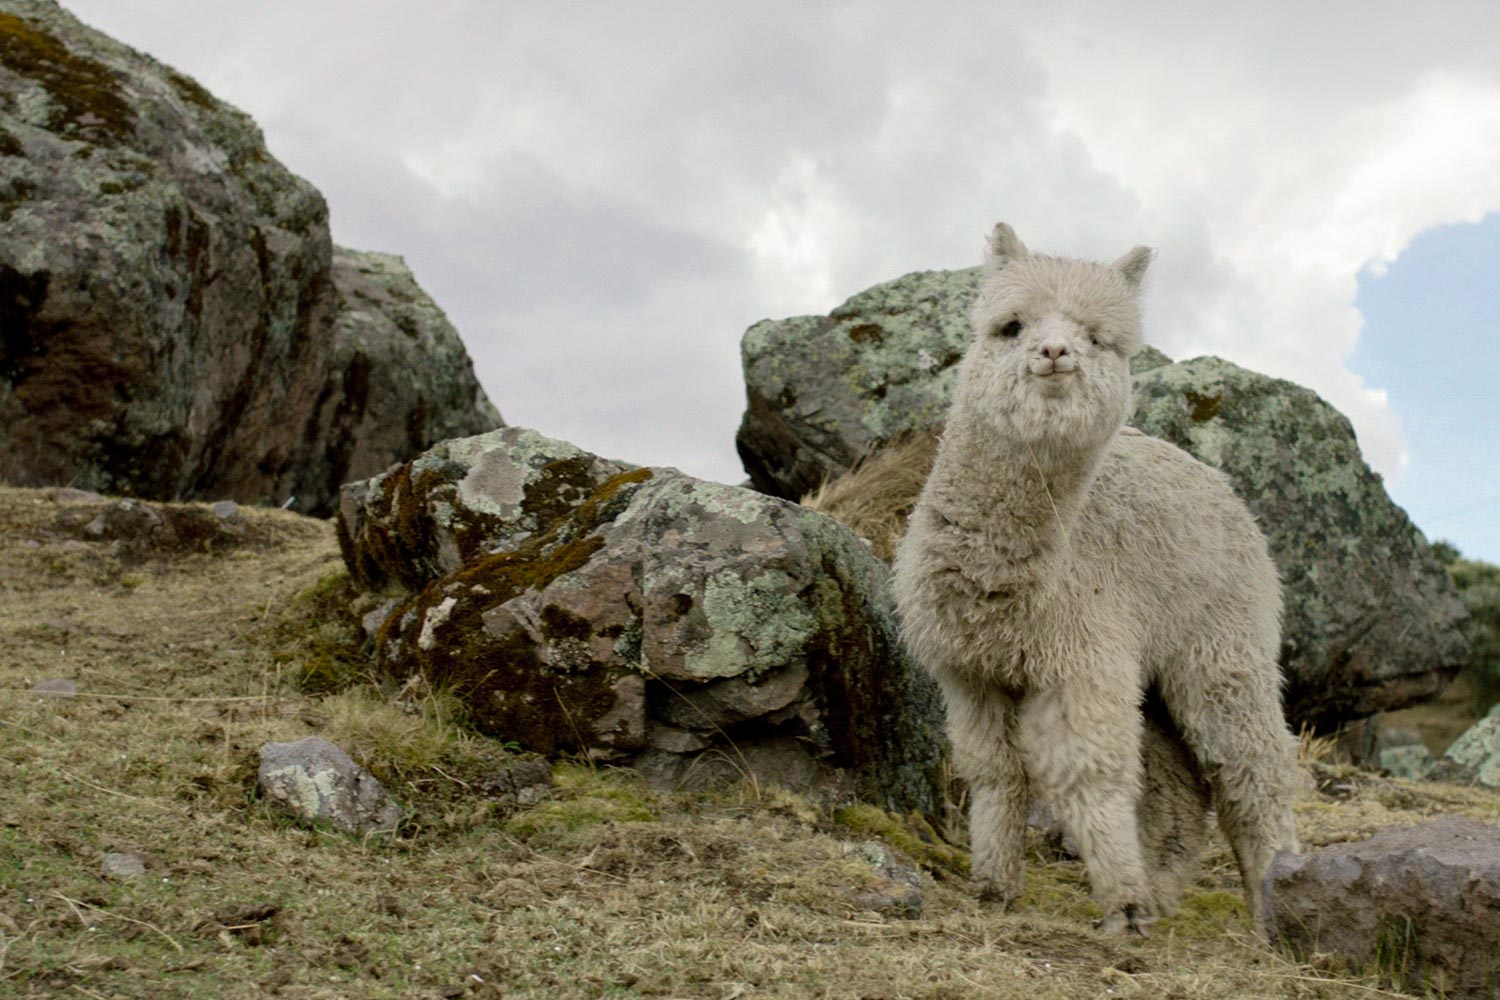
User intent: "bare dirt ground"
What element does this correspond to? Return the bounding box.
[2,485,1497,1000]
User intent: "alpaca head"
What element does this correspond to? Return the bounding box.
[954,223,1153,454]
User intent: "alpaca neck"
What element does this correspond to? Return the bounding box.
[928,407,1109,568]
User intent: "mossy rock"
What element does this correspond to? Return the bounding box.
[342,426,948,814]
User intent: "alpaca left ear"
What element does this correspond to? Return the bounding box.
[1111,246,1154,288]
[985,223,1029,267]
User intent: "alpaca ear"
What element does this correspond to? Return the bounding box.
[985,223,1028,267]
[1111,245,1154,288]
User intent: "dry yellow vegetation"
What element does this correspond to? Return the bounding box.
[2,486,1495,1000]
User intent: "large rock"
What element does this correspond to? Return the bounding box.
[1265,816,1500,999]
[338,427,946,814]
[1131,357,1468,727]
[737,268,1468,728]
[0,1,499,515]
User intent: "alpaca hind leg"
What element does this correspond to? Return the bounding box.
[1161,657,1301,923]
[1017,685,1152,934]
[1137,693,1212,917]
[939,675,1029,906]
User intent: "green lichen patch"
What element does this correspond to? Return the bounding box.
[686,568,817,680]
[166,68,217,112]
[832,803,968,878]
[502,762,657,844]
[1158,889,1248,940]
[0,12,134,144]
[346,434,649,592]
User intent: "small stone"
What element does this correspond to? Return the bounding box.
[257,737,403,835]
[361,600,398,640]
[1379,742,1437,781]
[32,678,78,698]
[844,841,925,918]
[101,852,145,880]
[210,500,241,520]
[46,487,105,503]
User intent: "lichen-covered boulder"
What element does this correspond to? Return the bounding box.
[1430,703,1500,788]
[1131,357,1469,728]
[737,267,1467,728]
[338,427,946,814]
[0,2,498,515]
[1265,816,1500,999]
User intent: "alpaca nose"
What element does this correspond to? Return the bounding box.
[1041,343,1069,361]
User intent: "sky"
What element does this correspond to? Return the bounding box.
[59,1,1500,562]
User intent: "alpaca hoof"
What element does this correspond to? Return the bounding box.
[973,879,1020,910]
[1096,903,1153,937]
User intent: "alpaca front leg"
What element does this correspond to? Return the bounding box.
[938,675,1029,906]
[1017,685,1153,935]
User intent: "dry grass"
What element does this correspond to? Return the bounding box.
[1,485,1495,999]
[800,433,938,561]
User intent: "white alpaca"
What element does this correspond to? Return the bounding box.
[891,224,1301,934]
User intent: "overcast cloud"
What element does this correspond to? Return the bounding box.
[64,1,1500,487]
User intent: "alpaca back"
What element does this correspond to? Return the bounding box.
[1070,432,1282,678]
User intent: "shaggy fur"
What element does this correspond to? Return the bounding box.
[891,224,1301,934]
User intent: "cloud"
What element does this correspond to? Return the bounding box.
[60,1,1500,486]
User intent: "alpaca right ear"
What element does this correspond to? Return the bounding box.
[985,223,1028,267]
[1110,245,1154,288]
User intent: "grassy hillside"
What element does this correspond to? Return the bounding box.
[2,486,1496,1000]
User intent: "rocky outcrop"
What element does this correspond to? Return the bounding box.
[738,268,1468,728]
[1265,816,1500,999]
[338,427,946,814]
[1131,357,1468,727]
[0,1,499,515]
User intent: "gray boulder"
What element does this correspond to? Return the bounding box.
[0,1,498,515]
[257,737,403,835]
[338,427,946,814]
[1131,357,1468,727]
[736,268,1467,728]
[1265,816,1500,999]
[1430,703,1500,788]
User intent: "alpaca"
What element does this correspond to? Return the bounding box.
[891,223,1301,934]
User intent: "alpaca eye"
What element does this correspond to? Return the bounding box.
[993,319,1023,339]
[1086,326,1102,347]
